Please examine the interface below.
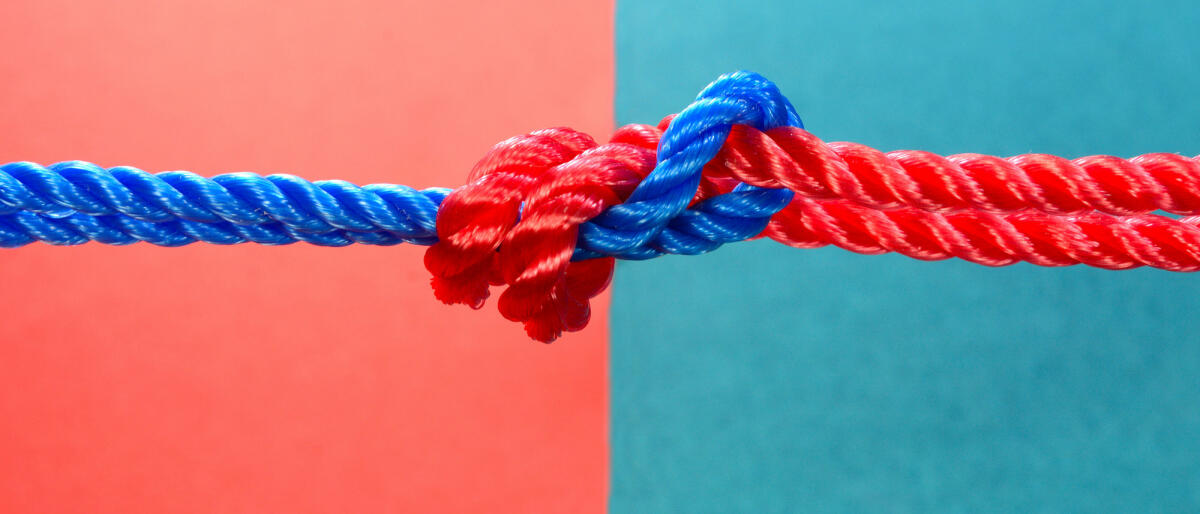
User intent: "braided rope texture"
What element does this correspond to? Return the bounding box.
[4,71,1200,342]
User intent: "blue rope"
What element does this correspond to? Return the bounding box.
[0,71,801,259]
[576,71,801,259]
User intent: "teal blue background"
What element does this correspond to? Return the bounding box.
[611,1,1200,512]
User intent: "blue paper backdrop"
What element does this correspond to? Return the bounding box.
[611,1,1200,512]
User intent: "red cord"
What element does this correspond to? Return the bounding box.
[429,121,1200,342]
[496,129,658,341]
[710,125,1200,215]
[705,127,1200,271]
[764,198,1200,271]
[425,124,661,341]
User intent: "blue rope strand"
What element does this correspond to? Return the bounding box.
[575,71,801,258]
[0,161,450,244]
[0,71,801,260]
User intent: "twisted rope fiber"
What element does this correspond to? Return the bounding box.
[423,127,599,308]
[5,71,1200,342]
[0,161,450,247]
[765,198,1200,271]
[703,128,1200,272]
[710,125,1200,216]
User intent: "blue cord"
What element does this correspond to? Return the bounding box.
[0,71,801,259]
[0,161,449,247]
[577,71,801,259]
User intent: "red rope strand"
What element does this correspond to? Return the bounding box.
[496,137,657,341]
[709,125,1200,215]
[703,127,1200,271]
[763,197,1200,271]
[424,128,596,308]
[428,121,1200,342]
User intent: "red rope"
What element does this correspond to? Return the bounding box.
[427,121,1200,342]
[707,127,1200,271]
[496,127,658,341]
[424,128,596,308]
[424,125,661,341]
[764,199,1200,271]
[711,125,1200,215]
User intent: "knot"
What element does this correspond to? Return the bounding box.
[424,124,661,341]
[575,70,802,258]
[425,71,804,342]
[425,120,805,342]
[494,126,661,341]
[423,128,597,308]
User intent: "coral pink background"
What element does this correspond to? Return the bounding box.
[0,1,613,512]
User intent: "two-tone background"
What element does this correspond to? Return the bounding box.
[3,1,1199,512]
